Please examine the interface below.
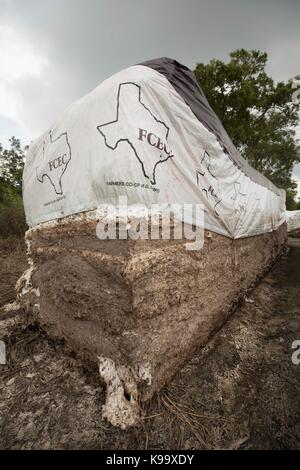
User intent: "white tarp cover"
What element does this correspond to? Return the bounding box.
[23,60,286,238]
[286,210,300,233]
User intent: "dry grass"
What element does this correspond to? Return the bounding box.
[159,392,215,449]
[140,382,232,450]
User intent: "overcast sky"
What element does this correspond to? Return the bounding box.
[0,0,299,194]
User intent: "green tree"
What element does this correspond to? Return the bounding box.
[0,136,25,196]
[0,137,26,237]
[194,49,300,209]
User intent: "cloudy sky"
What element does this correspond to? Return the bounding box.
[0,0,299,194]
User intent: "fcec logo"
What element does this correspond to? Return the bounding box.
[97,82,175,185]
[36,131,71,195]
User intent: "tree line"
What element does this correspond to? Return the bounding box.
[0,137,26,237]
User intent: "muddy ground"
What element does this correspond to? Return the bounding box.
[0,238,299,449]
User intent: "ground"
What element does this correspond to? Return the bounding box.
[0,237,299,449]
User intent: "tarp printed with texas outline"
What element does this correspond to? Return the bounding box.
[22,58,286,238]
[97,82,174,185]
[36,131,71,195]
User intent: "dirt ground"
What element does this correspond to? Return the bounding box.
[0,237,299,450]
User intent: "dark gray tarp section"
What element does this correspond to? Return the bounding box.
[140,57,281,196]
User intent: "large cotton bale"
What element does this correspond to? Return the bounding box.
[19,58,287,428]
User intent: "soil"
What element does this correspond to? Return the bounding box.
[0,237,299,449]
